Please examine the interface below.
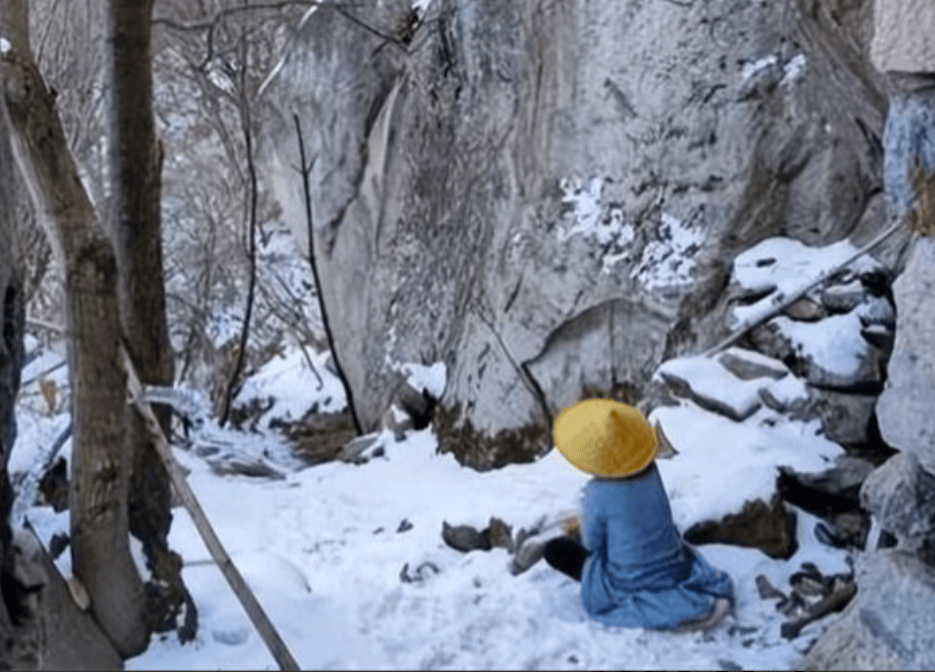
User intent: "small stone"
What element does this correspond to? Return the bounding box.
[860,324,894,350]
[653,419,679,459]
[718,347,790,381]
[442,521,490,552]
[486,517,513,551]
[784,297,826,321]
[755,574,786,600]
[820,280,865,313]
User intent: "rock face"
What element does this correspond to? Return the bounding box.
[799,550,935,671]
[870,0,935,75]
[876,239,935,474]
[260,0,904,468]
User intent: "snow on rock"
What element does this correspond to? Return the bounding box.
[557,175,633,247]
[0,38,11,54]
[656,356,765,421]
[770,312,870,380]
[729,237,881,328]
[631,212,705,291]
[650,403,843,534]
[235,347,346,427]
[393,360,447,399]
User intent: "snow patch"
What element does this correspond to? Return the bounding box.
[557,176,634,247]
[387,359,447,399]
[412,0,432,16]
[235,346,346,426]
[741,54,778,80]
[0,38,11,55]
[729,237,877,328]
[782,53,807,86]
[771,312,868,378]
[631,212,704,290]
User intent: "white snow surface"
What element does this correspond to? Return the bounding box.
[235,347,346,427]
[0,37,11,54]
[771,312,869,378]
[8,338,855,670]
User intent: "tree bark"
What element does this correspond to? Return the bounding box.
[0,78,39,670]
[1,0,149,656]
[104,0,195,641]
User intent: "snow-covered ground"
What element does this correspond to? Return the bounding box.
[11,232,885,670]
[12,341,854,671]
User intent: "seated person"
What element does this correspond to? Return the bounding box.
[545,398,734,632]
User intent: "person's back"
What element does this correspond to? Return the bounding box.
[578,465,733,630]
[545,398,734,632]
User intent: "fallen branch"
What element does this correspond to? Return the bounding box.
[120,346,301,671]
[702,217,906,358]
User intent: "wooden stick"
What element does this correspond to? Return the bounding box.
[120,346,301,671]
[702,217,906,358]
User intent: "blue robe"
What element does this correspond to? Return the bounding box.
[579,463,735,630]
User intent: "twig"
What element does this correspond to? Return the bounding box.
[121,346,301,671]
[702,217,905,358]
[20,358,67,388]
[219,30,260,428]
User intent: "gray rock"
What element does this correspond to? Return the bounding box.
[717,347,790,381]
[809,388,878,446]
[683,495,798,560]
[783,297,825,322]
[871,0,935,75]
[820,280,865,314]
[656,355,762,422]
[860,324,894,351]
[856,294,896,329]
[763,314,888,392]
[260,0,904,467]
[338,433,384,465]
[799,550,935,670]
[779,455,877,513]
[486,517,513,552]
[860,452,935,561]
[441,522,491,553]
[876,239,935,473]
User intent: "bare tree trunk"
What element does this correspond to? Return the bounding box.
[219,29,259,429]
[0,86,39,671]
[1,0,149,656]
[104,0,196,641]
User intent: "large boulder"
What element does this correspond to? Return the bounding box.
[260,0,905,468]
[870,0,935,75]
[876,239,935,474]
[799,550,935,670]
[860,451,935,562]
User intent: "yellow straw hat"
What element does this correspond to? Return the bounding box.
[553,398,657,478]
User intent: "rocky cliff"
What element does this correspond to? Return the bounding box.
[260,0,910,469]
